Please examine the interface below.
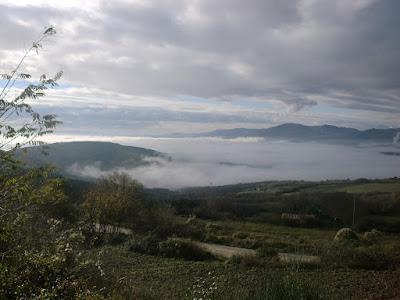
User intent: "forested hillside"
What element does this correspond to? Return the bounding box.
[15,141,166,179]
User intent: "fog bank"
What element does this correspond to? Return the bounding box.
[63,137,400,190]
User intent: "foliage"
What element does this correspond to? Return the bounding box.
[126,234,210,261]
[0,26,62,151]
[0,172,68,256]
[171,178,400,230]
[151,201,177,235]
[158,237,210,260]
[322,243,397,270]
[0,220,106,299]
[0,26,64,247]
[334,228,358,244]
[83,171,144,232]
[125,233,162,255]
[363,229,382,245]
[178,216,207,240]
[0,27,110,299]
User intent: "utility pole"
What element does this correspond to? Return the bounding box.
[352,195,356,226]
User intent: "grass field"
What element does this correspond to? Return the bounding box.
[66,177,400,298]
[337,182,400,193]
[239,179,400,195]
[99,226,400,299]
[89,207,400,299]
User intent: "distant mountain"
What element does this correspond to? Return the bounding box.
[15,141,166,180]
[202,123,400,143]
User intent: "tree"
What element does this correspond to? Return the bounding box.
[0,28,106,298]
[0,26,63,241]
[83,171,144,233]
[0,26,62,152]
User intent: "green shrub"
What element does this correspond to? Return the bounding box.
[91,232,129,246]
[158,237,192,257]
[227,254,264,267]
[363,229,382,245]
[334,228,358,244]
[180,218,207,240]
[158,237,210,260]
[206,223,223,232]
[322,242,395,270]
[262,240,293,253]
[257,246,279,258]
[205,233,232,245]
[235,236,264,249]
[0,227,105,299]
[232,231,248,239]
[125,234,162,255]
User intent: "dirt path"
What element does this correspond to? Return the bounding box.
[192,241,257,259]
[277,252,320,263]
[192,242,320,263]
[95,223,319,263]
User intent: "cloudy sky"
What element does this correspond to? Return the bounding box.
[1,0,400,137]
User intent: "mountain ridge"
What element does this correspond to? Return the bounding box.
[201,123,400,142]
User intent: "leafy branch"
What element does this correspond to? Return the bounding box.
[0,25,62,151]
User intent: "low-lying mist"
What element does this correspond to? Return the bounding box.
[63,137,400,190]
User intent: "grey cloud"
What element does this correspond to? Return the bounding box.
[31,94,400,136]
[32,104,278,135]
[1,0,399,122]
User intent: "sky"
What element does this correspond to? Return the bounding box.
[1,0,400,137]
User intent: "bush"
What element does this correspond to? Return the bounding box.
[334,228,358,244]
[158,237,191,257]
[205,223,223,232]
[0,227,105,299]
[235,235,264,249]
[127,234,211,260]
[152,202,177,236]
[91,232,129,246]
[257,246,279,258]
[204,233,232,245]
[178,218,207,240]
[363,229,382,245]
[227,254,264,267]
[125,234,162,255]
[232,231,248,239]
[322,242,396,270]
[158,237,210,260]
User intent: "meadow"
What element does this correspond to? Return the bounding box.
[79,177,400,299]
[2,170,400,299]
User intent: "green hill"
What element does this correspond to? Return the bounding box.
[16,141,166,180]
